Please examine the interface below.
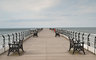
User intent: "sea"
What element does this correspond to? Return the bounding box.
[0,27,96,35]
[61,27,96,34]
[0,28,32,35]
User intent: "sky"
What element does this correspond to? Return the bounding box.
[0,0,96,28]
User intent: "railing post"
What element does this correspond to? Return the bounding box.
[8,34,10,44]
[70,31,72,39]
[75,32,77,41]
[94,37,96,54]
[19,33,20,41]
[12,34,14,43]
[22,32,24,40]
[82,33,84,42]
[2,35,5,52]
[73,32,74,39]
[78,33,80,41]
[23,32,24,40]
[87,34,90,50]
[15,33,17,41]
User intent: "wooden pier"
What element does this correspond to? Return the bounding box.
[0,29,96,60]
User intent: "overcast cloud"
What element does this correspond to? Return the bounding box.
[0,0,96,28]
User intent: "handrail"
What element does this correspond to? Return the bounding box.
[0,28,43,54]
[56,28,96,55]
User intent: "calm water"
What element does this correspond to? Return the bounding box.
[0,28,31,35]
[61,27,96,34]
[0,27,96,35]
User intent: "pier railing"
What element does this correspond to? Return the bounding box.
[0,28,43,54]
[56,28,96,54]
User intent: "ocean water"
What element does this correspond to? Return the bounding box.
[61,27,96,34]
[0,28,31,35]
[0,27,96,35]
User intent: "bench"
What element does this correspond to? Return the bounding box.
[69,37,85,54]
[33,31,38,37]
[7,40,24,56]
[55,31,60,37]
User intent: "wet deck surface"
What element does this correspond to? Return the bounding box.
[0,29,96,60]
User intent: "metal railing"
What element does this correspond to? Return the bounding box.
[0,28,43,54]
[0,30,33,54]
[56,28,96,55]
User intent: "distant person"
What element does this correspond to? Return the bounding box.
[54,28,56,32]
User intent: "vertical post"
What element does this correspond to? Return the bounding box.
[12,34,14,43]
[23,32,25,40]
[19,33,20,41]
[82,33,84,42]
[94,37,96,54]
[78,33,80,41]
[15,33,17,41]
[2,35,5,52]
[20,32,22,40]
[75,32,77,41]
[70,31,72,38]
[67,31,69,38]
[8,34,10,44]
[22,32,24,40]
[73,32,74,39]
[87,34,90,50]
